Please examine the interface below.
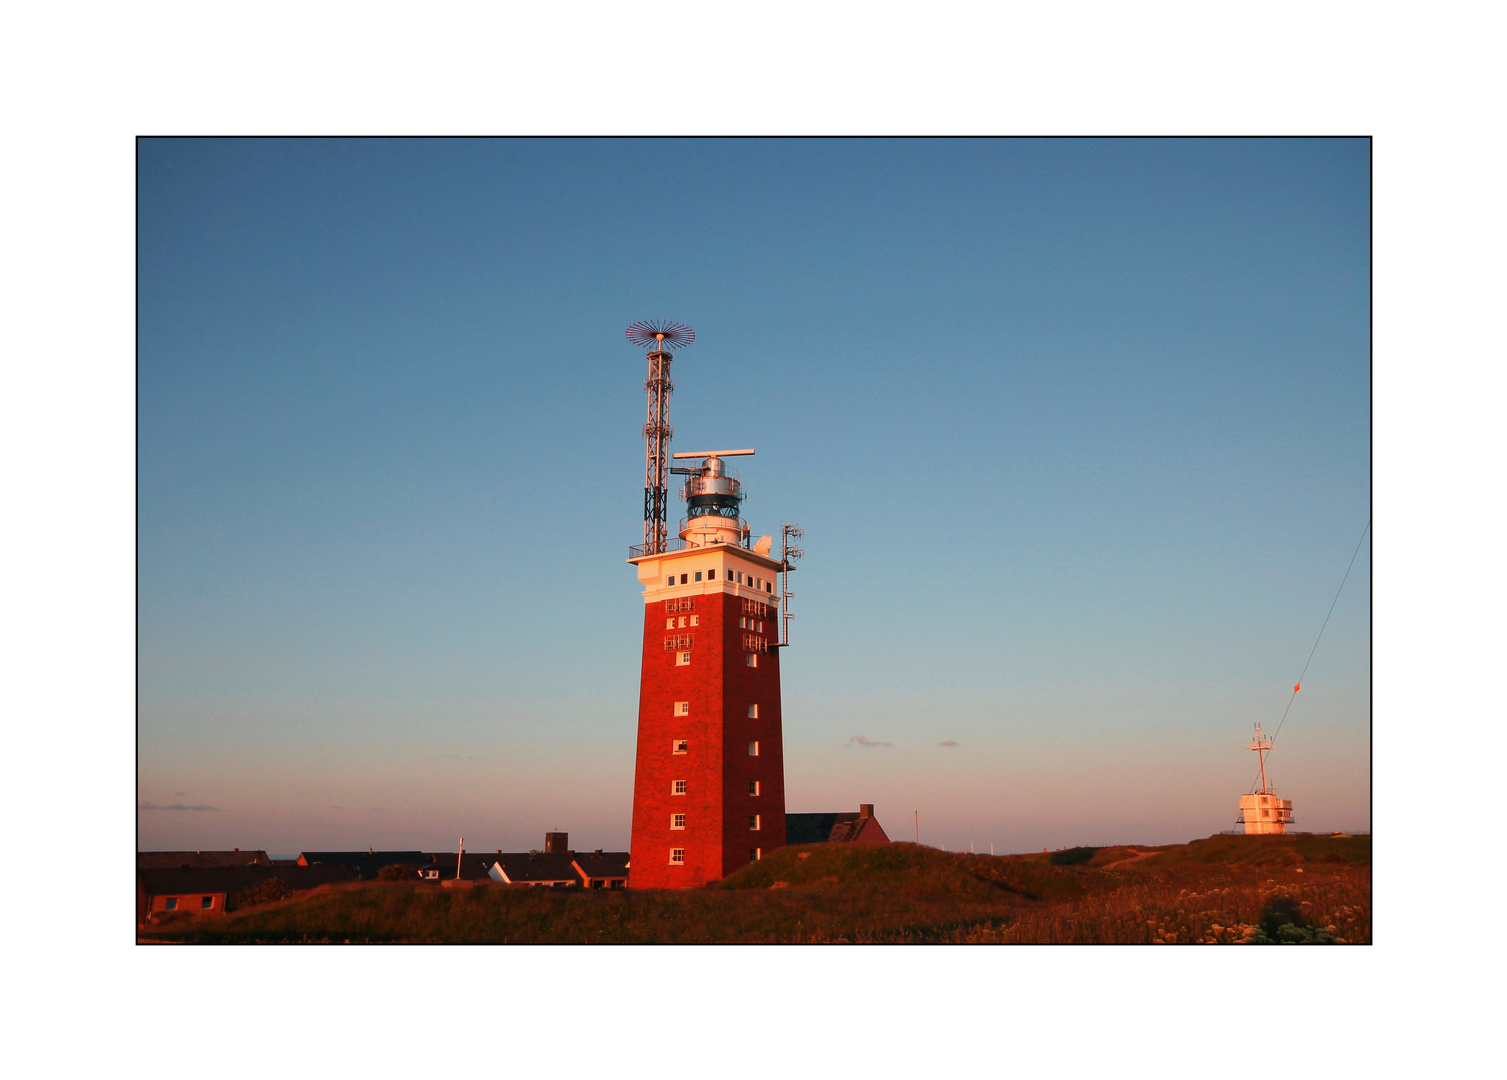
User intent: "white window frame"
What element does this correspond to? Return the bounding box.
[749,780,760,796]
[747,703,759,718]
[690,614,699,626]
[677,651,692,666]
[672,779,687,795]
[749,740,759,756]
[745,652,757,667]
[750,814,761,831]
[751,848,761,862]
[671,813,686,830]
[673,739,689,755]
[670,848,685,864]
[665,617,675,629]
[674,700,690,715]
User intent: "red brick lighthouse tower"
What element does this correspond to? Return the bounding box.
[623,321,802,888]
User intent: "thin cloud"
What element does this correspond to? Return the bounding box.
[138,801,226,812]
[848,735,894,748]
[938,740,961,748]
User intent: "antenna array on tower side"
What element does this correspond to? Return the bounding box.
[779,523,804,647]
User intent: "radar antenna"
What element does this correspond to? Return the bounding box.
[627,321,695,554]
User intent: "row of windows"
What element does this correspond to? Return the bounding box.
[669,741,758,764]
[671,650,759,667]
[670,800,761,833]
[668,847,762,865]
[667,569,775,593]
[671,703,761,718]
[162,896,215,911]
[666,615,700,629]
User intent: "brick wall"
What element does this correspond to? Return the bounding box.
[629,590,787,887]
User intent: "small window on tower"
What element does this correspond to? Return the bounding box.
[749,781,760,796]
[745,652,757,667]
[680,574,688,585]
[666,618,675,629]
[751,848,761,862]
[673,739,689,754]
[708,569,716,580]
[749,814,761,831]
[667,577,674,587]
[736,572,743,583]
[677,616,687,628]
[747,704,758,718]
[201,895,214,910]
[740,616,746,629]
[756,621,762,632]
[670,848,685,864]
[677,651,692,666]
[675,701,690,715]
[749,740,759,756]
[695,571,703,582]
[766,581,772,593]
[690,614,699,626]
[673,780,687,795]
[671,814,686,830]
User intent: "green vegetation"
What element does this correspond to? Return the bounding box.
[141,833,1370,945]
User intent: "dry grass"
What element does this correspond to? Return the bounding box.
[140,833,1369,945]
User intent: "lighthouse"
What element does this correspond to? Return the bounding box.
[622,322,799,887]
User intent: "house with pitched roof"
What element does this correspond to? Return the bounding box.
[784,803,890,845]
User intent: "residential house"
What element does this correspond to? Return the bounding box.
[784,803,890,845]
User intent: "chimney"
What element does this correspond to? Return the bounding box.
[859,804,873,818]
[545,831,568,854]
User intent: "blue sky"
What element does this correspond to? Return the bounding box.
[137,138,1370,853]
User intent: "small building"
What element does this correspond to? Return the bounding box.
[1237,724,1295,834]
[489,851,582,887]
[785,803,890,845]
[137,865,354,924]
[486,831,624,887]
[572,850,630,889]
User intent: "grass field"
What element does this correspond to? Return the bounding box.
[140,833,1370,945]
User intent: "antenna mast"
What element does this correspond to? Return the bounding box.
[779,522,804,647]
[1248,723,1275,794]
[627,320,695,555]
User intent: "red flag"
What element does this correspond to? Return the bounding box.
[1294,683,1301,693]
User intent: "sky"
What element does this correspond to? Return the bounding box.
[137,137,1370,855]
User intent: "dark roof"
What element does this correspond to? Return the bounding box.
[786,812,890,845]
[296,852,426,878]
[419,854,501,882]
[572,852,630,880]
[137,850,271,869]
[491,852,583,884]
[785,813,857,845]
[138,864,354,897]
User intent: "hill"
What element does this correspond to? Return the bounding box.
[140,833,1369,945]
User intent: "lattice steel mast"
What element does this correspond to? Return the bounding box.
[627,320,695,555]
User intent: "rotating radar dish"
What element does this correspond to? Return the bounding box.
[626,320,695,352]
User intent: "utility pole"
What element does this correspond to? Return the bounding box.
[456,838,464,881]
[914,810,919,845]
